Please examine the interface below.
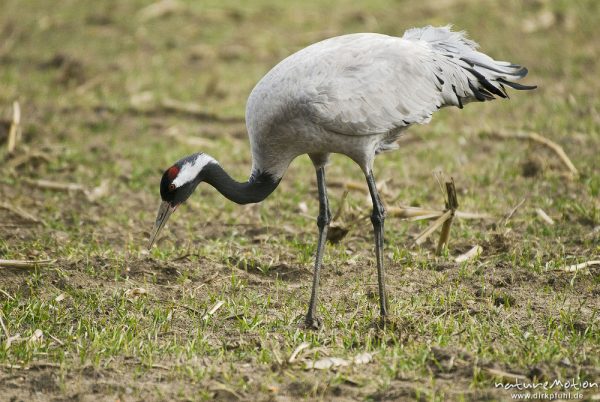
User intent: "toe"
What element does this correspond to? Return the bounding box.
[303,315,322,330]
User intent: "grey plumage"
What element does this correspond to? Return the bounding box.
[246,26,533,178]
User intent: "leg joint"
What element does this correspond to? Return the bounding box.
[370,206,386,226]
[317,209,332,229]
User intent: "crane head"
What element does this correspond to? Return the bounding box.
[148,152,216,249]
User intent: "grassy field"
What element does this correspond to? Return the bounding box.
[1,0,599,400]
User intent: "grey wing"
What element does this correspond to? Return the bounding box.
[307,40,442,136]
[306,28,534,137]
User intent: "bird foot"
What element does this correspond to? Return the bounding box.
[302,315,322,330]
[378,315,391,328]
[375,315,399,331]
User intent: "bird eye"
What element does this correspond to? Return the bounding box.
[168,183,176,191]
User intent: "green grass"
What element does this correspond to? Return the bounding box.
[0,0,599,400]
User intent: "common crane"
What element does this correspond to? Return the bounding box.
[149,26,535,328]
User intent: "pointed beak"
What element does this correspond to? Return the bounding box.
[148,201,177,249]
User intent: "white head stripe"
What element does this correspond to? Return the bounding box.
[172,154,217,187]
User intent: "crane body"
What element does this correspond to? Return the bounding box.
[149,26,535,328]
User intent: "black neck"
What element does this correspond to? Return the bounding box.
[203,163,280,205]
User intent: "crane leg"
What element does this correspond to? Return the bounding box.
[366,171,388,318]
[305,167,331,329]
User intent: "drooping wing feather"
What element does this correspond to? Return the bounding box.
[304,27,534,137]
